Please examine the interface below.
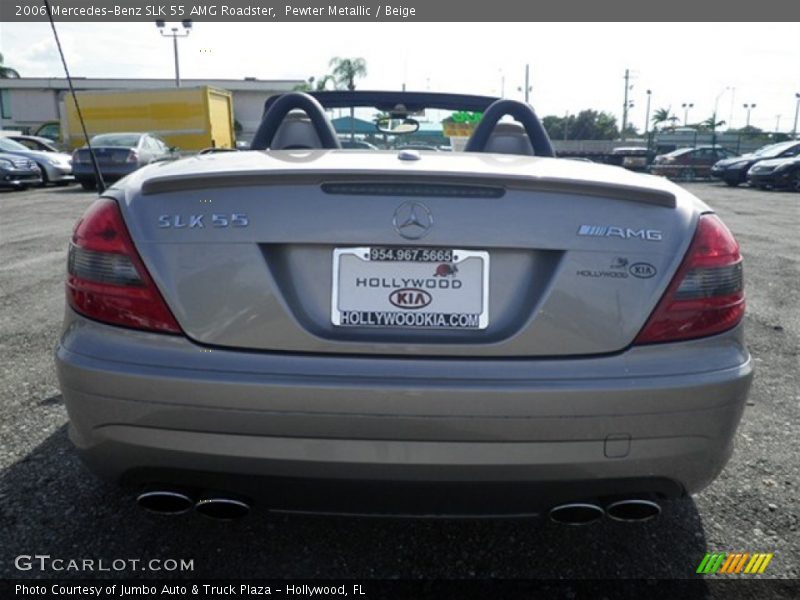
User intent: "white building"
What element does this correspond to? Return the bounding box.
[0,77,303,140]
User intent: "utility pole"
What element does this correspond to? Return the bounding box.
[156,20,192,88]
[524,64,530,103]
[644,89,652,135]
[681,102,694,126]
[622,68,630,140]
[743,103,756,128]
[793,93,800,138]
[517,64,532,104]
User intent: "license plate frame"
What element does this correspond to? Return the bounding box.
[331,247,489,330]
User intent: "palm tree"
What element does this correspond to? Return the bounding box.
[329,57,367,140]
[329,57,367,91]
[0,53,20,78]
[699,115,726,131]
[650,108,675,132]
[293,74,335,92]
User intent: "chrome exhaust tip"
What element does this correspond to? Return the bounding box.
[136,489,194,515]
[194,495,251,520]
[549,502,604,525]
[605,499,661,523]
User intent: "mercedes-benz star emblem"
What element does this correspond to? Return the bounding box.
[392,201,433,240]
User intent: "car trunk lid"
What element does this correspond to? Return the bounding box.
[115,151,699,357]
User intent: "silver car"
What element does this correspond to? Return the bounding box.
[56,92,752,522]
[72,132,175,190]
[0,136,73,185]
[0,151,42,188]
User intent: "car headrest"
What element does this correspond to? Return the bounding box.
[270,112,324,150]
[483,122,535,156]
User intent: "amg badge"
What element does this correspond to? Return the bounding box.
[578,225,663,241]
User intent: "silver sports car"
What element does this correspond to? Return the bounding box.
[56,92,752,522]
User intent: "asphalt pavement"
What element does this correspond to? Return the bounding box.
[0,182,797,586]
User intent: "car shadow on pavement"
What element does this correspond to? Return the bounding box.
[48,185,99,195]
[0,425,712,593]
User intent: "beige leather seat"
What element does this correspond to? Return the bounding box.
[270,112,326,150]
[483,122,535,156]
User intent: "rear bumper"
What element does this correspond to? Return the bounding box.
[41,163,74,183]
[73,164,136,181]
[711,165,747,183]
[0,170,42,187]
[56,311,753,514]
[747,171,792,188]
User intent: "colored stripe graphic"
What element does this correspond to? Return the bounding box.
[720,553,738,573]
[734,553,750,573]
[698,553,773,574]
[697,553,725,574]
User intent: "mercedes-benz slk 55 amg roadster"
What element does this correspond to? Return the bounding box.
[56,92,752,522]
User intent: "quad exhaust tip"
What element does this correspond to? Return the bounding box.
[549,503,605,526]
[136,489,194,515]
[605,499,661,523]
[194,495,251,520]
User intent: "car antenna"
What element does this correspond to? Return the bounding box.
[43,0,106,193]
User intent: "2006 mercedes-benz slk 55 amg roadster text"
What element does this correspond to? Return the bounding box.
[55,92,752,522]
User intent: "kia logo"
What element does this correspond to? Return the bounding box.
[629,262,657,279]
[389,288,432,310]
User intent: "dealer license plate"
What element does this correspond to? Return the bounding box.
[332,247,489,329]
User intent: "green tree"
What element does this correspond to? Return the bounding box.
[543,110,620,141]
[621,123,639,138]
[293,74,334,92]
[0,53,20,78]
[329,57,367,139]
[697,115,726,132]
[593,111,621,139]
[651,108,676,131]
[329,57,367,91]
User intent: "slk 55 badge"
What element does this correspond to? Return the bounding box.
[158,213,249,228]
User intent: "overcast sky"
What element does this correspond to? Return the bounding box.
[1,21,799,132]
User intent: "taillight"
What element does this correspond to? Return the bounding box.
[71,150,84,164]
[66,198,182,334]
[634,213,744,344]
[126,150,138,163]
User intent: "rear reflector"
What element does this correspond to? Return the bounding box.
[66,198,182,334]
[634,213,744,344]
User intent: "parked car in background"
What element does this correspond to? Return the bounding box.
[0,136,74,186]
[5,134,63,153]
[339,139,378,150]
[650,146,738,181]
[0,152,42,189]
[711,141,800,186]
[746,156,800,191]
[72,132,175,190]
[609,146,653,172]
